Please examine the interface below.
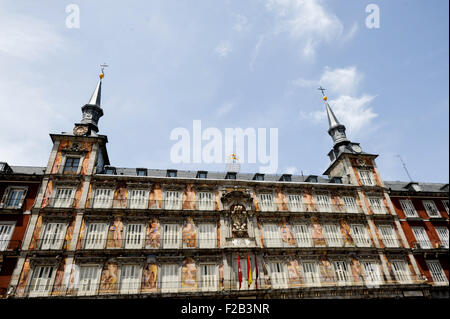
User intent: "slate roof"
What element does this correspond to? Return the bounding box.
[385,181,449,193]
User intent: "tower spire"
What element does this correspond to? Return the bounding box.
[319,88,349,148]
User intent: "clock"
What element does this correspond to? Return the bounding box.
[73,125,88,136]
[352,145,362,153]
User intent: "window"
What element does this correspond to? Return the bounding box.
[136,168,147,176]
[128,189,148,209]
[287,194,304,212]
[435,227,449,248]
[267,262,288,289]
[280,174,292,182]
[197,171,207,179]
[422,200,441,218]
[160,264,179,293]
[199,264,218,292]
[301,261,320,286]
[93,188,113,208]
[124,224,144,249]
[234,256,255,290]
[63,157,80,174]
[167,170,177,178]
[258,194,275,211]
[350,224,371,247]
[378,225,399,248]
[442,200,449,214]
[104,166,116,175]
[323,224,343,247]
[197,192,214,211]
[412,226,431,249]
[391,260,411,284]
[162,224,180,249]
[342,196,358,213]
[333,260,350,285]
[426,261,448,285]
[225,172,236,180]
[292,224,312,247]
[254,174,264,181]
[3,187,27,208]
[29,266,55,297]
[84,223,108,249]
[78,266,100,296]
[198,223,216,248]
[399,199,418,217]
[369,196,386,215]
[51,188,74,208]
[315,194,332,212]
[361,261,382,285]
[120,264,141,294]
[40,223,66,250]
[358,169,375,186]
[263,224,281,247]
[0,223,15,251]
[164,191,182,210]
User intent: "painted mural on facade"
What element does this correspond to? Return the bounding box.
[181,257,197,290]
[107,217,124,248]
[51,258,67,295]
[141,263,158,293]
[99,262,118,294]
[182,217,197,248]
[182,184,195,210]
[145,218,161,248]
[350,258,364,283]
[15,259,31,297]
[339,219,354,247]
[287,258,302,286]
[318,256,335,284]
[29,215,43,250]
[311,217,326,246]
[280,218,296,247]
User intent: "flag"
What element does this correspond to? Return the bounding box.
[254,252,259,289]
[247,251,253,288]
[238,253,242,289]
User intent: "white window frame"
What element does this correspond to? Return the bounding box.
[258,194,276,212]
[77,265,102,296]
[28,265,56,297]
[426,260,448,285]
[40,222,67,250]
[197,192,214,211]
[378,224,399,248]
[391,260,412,284]
[267,261,289,289]
[263,223,282,248]
[1,186,28,209]
[399,199,418,217]
[422,200,441,218]
[287,194,304,212]
[301,261,321,287]
[369,196,386,215]
[128,189,148,209]
[292,224,313,248]
[92,188,114,208]
[0,222,15,251]
[412,226,432,249]
[442,200,449,214]
[199,263,218,292]
[52,188,75,208]
[342,196,358,213]
[84,222,108,249]
[164,191,182,210]
[60,155,83,175]
[350,224,371,247]
[323,223,343,247]
[315,194,332,212]
[361,260,382,286]
[358,169,375,186]
[124,223,145,249]
[119,264,142,294]
[435,227,449,248]
[160,264,179,293]
[162,224,181,249]
[332,260,351,285]
[198,223,216,248]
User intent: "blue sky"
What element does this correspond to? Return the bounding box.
[0,0,448,182]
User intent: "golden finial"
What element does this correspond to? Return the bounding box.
[323,96,327,101]
[99,63,108,79]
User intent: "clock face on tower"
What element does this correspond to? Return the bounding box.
[73,125,88,136]
[352,145,362,153]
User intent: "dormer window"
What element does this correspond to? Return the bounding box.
[280,174,292,182]
[330,176,342,184]
[167,170,177,178]
[254,173,264,181]
[63,157,80,174]
[225,172,236,180]
[136,168,147,176]
[104,166,116,175]
[305,175,318,183]
[197,171,208,179]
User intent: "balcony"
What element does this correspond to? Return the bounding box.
[47,197,75,209]
[80,238,219,250]
[262,236,373,250]
[85,199,216,211]
[411,239,448,254]
[0,240,22,253]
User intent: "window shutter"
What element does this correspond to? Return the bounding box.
[0,224,15,251]
[293,224,312,247]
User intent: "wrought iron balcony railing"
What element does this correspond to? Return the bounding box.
[0,240,22,252]
[262,235,373,249]
[47,197,75,209]
[80,238,219,250]
[85,199,216,211]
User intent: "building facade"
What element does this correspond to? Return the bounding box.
[2,75,448,299]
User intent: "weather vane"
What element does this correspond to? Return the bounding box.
[99,63,109,79]
[318,86,326,96]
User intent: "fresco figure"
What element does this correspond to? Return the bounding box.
[311,217,326,246]
[280,219,296,246]
[16,259,31,297]
[107,218,123,248]
[141,264,158,293]
[319,257,335,284]
[351,258,364,284]
[100,263,118,294]
[183,184,195,210]
[145,219,161,248]
[51,260,66,295]
[287,259,302,286]
[29,215,43,250]
[181,257,197,290]
[339,219,354,247]
[182,217,197,248]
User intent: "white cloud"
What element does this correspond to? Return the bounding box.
[266,0,344,57]
[216,101,236,117]
[285,166,297,174]
[233,14,249,32]
[249,35,265,70]
[320,66,362,95]
[0,13,64,60]
[214,41,233,58]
